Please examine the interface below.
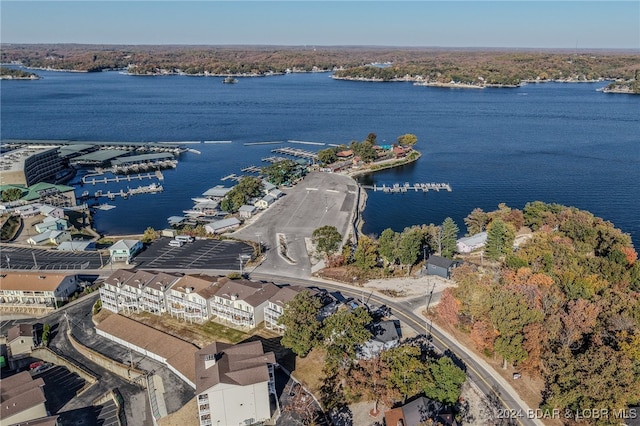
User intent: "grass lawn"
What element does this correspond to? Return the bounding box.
[292,347,327,397]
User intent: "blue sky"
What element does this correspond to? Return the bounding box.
[1,1,638,49]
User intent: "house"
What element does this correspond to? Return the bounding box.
[209,277,280,328]
[195,340,276,426]
[0,272,79,309]
[108,239,143,263]
[262,180,276,194]
[425,255,459,279]
[39,204,64,219]
[6,324,36,370]
[268,189,284,199]
[35,216,69,233]
[166,274,220,323]
[204,217,241,234]
[255,194,275,210]
[456,231,488,253]
[13,204,41,218]
[393,145,408,158]
[384,396,458,426]
[264,286,307,333]
[0,371,54,426]
[336,149,354,158]
[202,185,233,201]
[238,204,257,219]
[359,320,401,359]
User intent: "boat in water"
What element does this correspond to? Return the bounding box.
[223,76,238,84]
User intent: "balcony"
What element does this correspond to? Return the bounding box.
[119,298,138,308]
[141,292,163,302]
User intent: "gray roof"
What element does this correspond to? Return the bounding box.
[369,320,400,344]
[70,149,128,163]
[238,204,256,212]
[112,152,174,165]
[206,217,240,231]
[109,239,140,251]
[427,255,455,269]
[57,241,95,251]
[457,231,488,246]
[202,186,233,198]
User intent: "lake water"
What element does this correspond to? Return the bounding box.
[1,70,639,243]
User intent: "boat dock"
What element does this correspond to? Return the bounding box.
[261,156,288,163]
[361,182,452,193]
[271,147,318,161]
[82,171,163,185]
[244,141,284,146]
[221,173,237,181]
[286,140,326,146]
[84,183,163,201]
[241,165,262,173]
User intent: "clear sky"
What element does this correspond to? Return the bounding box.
[1,1,638,49]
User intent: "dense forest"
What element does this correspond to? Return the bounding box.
[1,44,638,92]
[437,202,640,422]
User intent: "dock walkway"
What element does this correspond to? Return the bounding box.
[361,182,452,193]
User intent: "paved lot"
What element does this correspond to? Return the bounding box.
[132,237,253,270]
[0,245,104,270]
[233,172,358,278]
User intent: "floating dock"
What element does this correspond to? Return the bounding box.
[241,165,262,173]
[272,147,318,161]
[82,172,162,185]
[261,156,288,163]
[286,140,326,146]
[361,182,452,193]
[244,141,284,146]
[221,173,237,181]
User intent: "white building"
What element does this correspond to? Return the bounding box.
[264,286,306,333]
[204,217,240,234]
[166,275,220,323]
[138,272,181,315]
[0,272,79,309]
[208,278,280,328]
[456,231,488,253]
[195,341,276,426]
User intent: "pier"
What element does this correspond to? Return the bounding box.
[98,184,163,200]
[82,171,163,185]
[271,147,318,161]
[261,156,288,163]
[286,140,326,146]
[361,182,452,193]
[221,173,237,181]
[241,165,262,173]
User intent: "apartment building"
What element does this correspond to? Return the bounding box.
[195,341,276,426]
[166,275,220,323]
[208,277,280,328]
[0,272,79,309]
[264,286,307,333]
[139,272,181,315]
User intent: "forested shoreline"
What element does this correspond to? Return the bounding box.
[2,44,638,92]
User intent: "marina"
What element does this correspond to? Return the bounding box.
[81,171,164,185]
[240,165,262,174]
[271,147,318,161]
[83,183,164,201]
[261,156,288,163]
[361,182,452,193]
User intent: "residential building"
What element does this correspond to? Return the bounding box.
[238,204,257,219]
[0,272,79,309]
[195,341,276,426]
[166,275,220,323]
[27,230,72,246]
[35,216,69,233]
[204,217,240,234]
[384,396,458,426]
[255,194,275,210]
[359,320,401,359]
[425,255,459,279]
[139,272,180,315]
[98,269,136,313]
[38,205,64,219]
[263,286,306,333]
[108,239,143,263]
[0,145,64,186]
[6,324,36,370]
[456,231,488,253]
[0,371,51,426]
[202,185,232,201]
[209,278,280,328]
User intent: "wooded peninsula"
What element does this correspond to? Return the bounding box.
[1,44,639,93]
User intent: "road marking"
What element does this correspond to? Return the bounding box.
[325,189,339,193]
[305,188,318,191]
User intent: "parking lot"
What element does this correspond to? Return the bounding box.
[0,246,104,271]
[132,237,254,270]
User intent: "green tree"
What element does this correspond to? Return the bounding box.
[317,148,337,165]
[382,345,431,403]
[322,307,372,367]
[377,228,398,266]
[440,218,459,258]
[424,356,466,404]
[41,323,51,346]
[221,176,263,213]
[262,159,299,185]
[278,290,323,357]
[353,235,378,271]
[312,225,342,257]
[397,227,422,275]
[1,187,23,202]
[396,133,418,146]
[485,218,516,260]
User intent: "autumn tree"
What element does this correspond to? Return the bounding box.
[440,217,459,258]
[464,208,489,235]
[312,225,342,257]
[382,345,431,403]
[377,228,398,267]
[278,290,323,357]
[397,133,418,146]
[437,288,460,327]
[142,227,159,243]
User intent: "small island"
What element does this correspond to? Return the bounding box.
[0,66,40,80]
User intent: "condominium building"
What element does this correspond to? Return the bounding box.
[208,277,280,328]
[0,272,79,309]
[0,145,64,186]
[138,272,181,315]
[264,286,307,333]
[166,275,220,323]
[195,341,276,426]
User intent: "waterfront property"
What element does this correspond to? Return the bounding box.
[0,145,65,186]
[166,274,220,323]
[425,255,459,279]
[195,340,276,426]
[0,183,77,209]
[263,285,308,333]
[204,217,241,234]
[26,229,71,246]
[0,272,79,310]
[456,231,488,253]
[208,278,280,328]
